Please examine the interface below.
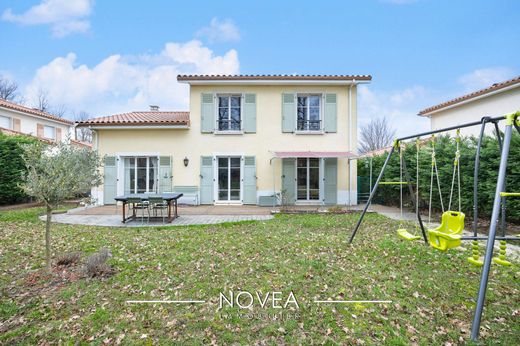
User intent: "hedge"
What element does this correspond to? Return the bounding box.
[357,131,520,223]
[0,133,40,205]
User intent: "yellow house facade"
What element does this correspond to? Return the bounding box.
[78,74,371,206]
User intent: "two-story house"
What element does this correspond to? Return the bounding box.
[77,74,371,206]
[0,98,75,142]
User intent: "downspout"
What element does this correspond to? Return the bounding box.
[348,81,355,206]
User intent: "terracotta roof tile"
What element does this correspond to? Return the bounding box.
[77,111,190,127]
[177,74,372,81]
[419,76,520,115]
[0,98,73,125]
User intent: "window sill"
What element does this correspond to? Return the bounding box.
[214,130,244,135]
[294,130,325,135]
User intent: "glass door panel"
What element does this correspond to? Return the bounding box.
[218,157,241,202]
[296,158,320,201]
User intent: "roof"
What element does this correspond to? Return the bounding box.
[76,111,190,127]
[0,98,73,125]
[177,74,372,84]
[272,151,358,159]
[357,146,392,158]
[419,76,520,116]
[0,126,91,148]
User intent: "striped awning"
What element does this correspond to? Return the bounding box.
[272,151,358,159]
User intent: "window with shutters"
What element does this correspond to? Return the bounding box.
[297,94,322,131]
[0,115,11,129]
[217,94,241,131]
[43,125,56,139]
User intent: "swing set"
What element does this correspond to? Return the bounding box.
[349,112,520,341]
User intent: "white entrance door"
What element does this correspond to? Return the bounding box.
[296,158,320,201]
[123,157,158,194]
[217,157,241,202]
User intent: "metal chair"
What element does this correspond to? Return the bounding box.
[148,196,168,223]
[127,197,149,224]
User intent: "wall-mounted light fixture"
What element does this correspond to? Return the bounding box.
[183,156,189,167]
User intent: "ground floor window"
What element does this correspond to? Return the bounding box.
[218,157,241,201]
[124,157,158,194]
[297,158,320,200]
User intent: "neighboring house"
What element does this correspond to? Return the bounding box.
[0,99,74,142]
[77,74,371,206]
[418,76,520,136]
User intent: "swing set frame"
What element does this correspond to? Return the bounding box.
[349,112,520,341]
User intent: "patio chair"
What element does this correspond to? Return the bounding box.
[148,196,168,223]
[127,197,149,224]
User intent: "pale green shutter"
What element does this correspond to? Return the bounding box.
[324,93,337,133]
[281,158,296,204]
[243,93,256,133]
[103,156,117,204]
[200,156,214,204]
[158,156,172,193]
[282,93,296,133]
[201,93,214,133]
[243,156,256,204]
[324,158,338,205]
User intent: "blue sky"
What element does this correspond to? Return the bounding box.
[1,0,519,136]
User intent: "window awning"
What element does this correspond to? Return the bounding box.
[272,151,358,159]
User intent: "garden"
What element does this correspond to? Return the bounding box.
[1,208,519,344]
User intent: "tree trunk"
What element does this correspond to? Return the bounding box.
[45,205,52,272]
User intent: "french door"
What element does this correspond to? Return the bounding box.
[124,157,158,194]
[297,158,320,201]
[217,157,241,202]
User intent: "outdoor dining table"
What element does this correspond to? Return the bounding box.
[114,193,183,223]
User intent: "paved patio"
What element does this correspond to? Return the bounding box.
[45,204,275,227]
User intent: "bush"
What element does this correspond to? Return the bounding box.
[85,248,114,278]
[0,133,40,205]
[358,131,520,222]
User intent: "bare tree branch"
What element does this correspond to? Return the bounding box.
[0,76,19,101]
[74,111,93,142]
[358,117,396,154]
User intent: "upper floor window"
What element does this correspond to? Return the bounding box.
[0,115,11,129]
[43,125,56,139]
[297,94,321,131]
[218,95,241,131]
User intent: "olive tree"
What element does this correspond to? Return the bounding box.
[21,141,102,271]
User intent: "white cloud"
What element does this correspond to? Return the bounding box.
[1,0,93,37]
[358,85,431,138]
[457,67,516,92]
[24,40,240,116]
[196,18,241,43]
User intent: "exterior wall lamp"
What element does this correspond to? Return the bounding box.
[183,156,189,167]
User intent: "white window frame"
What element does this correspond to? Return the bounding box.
[295,93,324,134]
[215,93,243,134]
[294,158,324,204]
[124,156,159,194]
[213,153,244,204]
[43,125,56,139]
[0,115,12,129]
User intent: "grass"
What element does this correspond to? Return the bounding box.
[0,207,519,345]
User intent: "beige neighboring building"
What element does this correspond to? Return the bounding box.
[419,76,520,136]
[0,98,75,142]
[77,74,371,206]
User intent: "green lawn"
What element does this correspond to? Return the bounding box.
[0,208,518,345]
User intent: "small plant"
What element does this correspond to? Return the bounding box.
[56,252,81,267]
[85,248,114,278]
[277,189,290,212]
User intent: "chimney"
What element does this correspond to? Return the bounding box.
[150,105,159,111]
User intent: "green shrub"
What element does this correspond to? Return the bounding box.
[0,133,40,205]
[358,131,520,222]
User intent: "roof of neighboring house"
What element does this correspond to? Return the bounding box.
[76,111,190,127]
[0,126,53,143]
[177,74,372,83]
[0,98,74,125]
[0,126,91,148]
[358,146,393,158]
[418,76,520,116]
